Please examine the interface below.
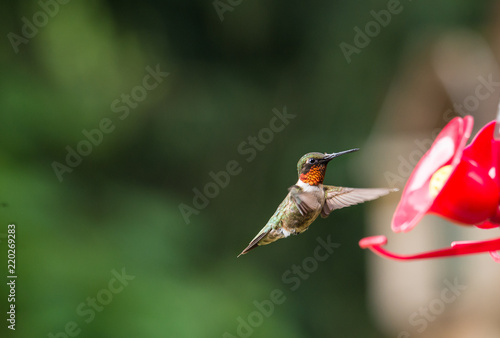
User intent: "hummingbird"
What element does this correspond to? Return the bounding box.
[238,148,395,257]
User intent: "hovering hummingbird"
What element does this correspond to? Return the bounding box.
[238,149,395,257]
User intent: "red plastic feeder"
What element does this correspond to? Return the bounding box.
[360,116,500,262]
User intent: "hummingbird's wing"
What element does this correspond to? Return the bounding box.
[288,185,322,216]
[321,186,396,218]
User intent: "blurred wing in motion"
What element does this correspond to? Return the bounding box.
[321,186,396,218]
[288,185,322,216]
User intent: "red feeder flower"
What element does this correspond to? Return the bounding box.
[360,115,500,262]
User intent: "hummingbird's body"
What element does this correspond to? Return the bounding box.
[255,181,324,246]
[238,149,395,257]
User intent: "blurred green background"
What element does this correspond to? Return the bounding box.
[0,0,494,337]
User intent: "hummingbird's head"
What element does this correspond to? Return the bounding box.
[297,148,359,186]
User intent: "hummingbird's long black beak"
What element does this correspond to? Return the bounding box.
[322,148,359,162]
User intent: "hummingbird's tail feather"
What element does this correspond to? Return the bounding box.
[237,230,269,257]
[237,243,259,257]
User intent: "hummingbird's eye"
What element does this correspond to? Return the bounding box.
[308,158,316,164]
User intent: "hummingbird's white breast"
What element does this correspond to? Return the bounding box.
[296,180,325,200]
